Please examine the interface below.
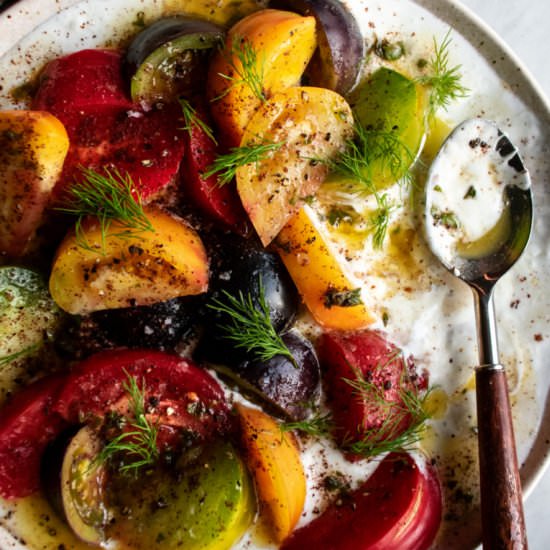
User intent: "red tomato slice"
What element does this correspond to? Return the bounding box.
[32,49,132,113]
[56,102,186,201]
[33,48,186,201]
[318,330,426,452]
[180,100,249,233]
[0,375,68,499]
[54,349,230,442]
[281,453,442,550]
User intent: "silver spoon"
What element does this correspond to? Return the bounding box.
[425,118,532,549]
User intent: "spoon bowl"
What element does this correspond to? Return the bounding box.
[425,118,533,549]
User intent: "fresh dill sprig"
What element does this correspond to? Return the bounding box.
[97,372,159,475]
[281,411,334,437]
[370,193,394,249]
[0,343,40,367]
[178,97,217,145]
[216,35,266,101]
[417,30,469,114]
[341,356,432,458]
[328,123,414,195]
[207,281,296,366]
[56,167,154,253]
[324,123,408,248]
[203,140,284,186]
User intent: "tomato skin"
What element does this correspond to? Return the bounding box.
[180,100,249,233]
[0,375,68,499]
[281,453,442,550]
[32,49,132,113]
[54,349,230,442]
[318,330,426,452]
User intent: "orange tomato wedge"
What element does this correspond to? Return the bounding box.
[235,404,306,543]
[275,205,374,330]
[50,206,208,314]
[208,9,317,147]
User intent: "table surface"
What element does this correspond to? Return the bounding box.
[458,2,550,548]
[0,0,548,548]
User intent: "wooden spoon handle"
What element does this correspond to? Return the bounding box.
[476,366,528,549]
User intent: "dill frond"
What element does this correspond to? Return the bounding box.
[341,354,432,458]
[0,343,40,367]
[96,372,159,475]
[281,411,334,437]
[418,30,469,114]
[207,280,295,366]
[179,97,217,145]
[56,167,154,254]
[202,139,284,186]
[216,35,266,102]
[370,193,395,249]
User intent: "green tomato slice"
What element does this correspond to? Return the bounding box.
[131,30,223,105]
[349,67,427,190]
[107,440,255,549]
[0,266,63,403]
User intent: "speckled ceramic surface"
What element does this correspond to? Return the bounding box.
[0,0,549,548]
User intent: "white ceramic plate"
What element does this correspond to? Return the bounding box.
[0,1,549,549]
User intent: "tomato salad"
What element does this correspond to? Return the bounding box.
[0,0,479,547]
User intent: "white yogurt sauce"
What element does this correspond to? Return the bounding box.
[0,1,549,550]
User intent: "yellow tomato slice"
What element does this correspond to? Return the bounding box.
[208,9,317,147]
[235,404,305,543]
[162,0,264,27]
[50,206,208,314]
[236,86,353,246]
[275,205,374,330]
[0,110,69,256]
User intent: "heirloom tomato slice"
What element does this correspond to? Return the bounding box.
[318,330,427,454]
[281,453,442,550]
[236,86,353,246]
[54,349,230,443]
[0,375,68,499]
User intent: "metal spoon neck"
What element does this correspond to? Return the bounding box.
[472,286,500,367]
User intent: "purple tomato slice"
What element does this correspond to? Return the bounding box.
[281,452,442,550]
[0,375,68,499]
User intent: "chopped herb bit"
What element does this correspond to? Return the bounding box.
[417,58,428,69]
[178,97,217,145]
[324,287,363,309]
[281,411,333,437]
[216,35,265,102]
[433,184,443,192]
[375,38,405,61]
[464,185,477,199]
[97,372,159,475]
[203,140,284,186]
[382,311,390,327]
[431,206,460,229]
[56,168,154,254]
[207,279,296,366]
[327,207,355,227]
[133,11,146,28]
[417,30,469,114]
